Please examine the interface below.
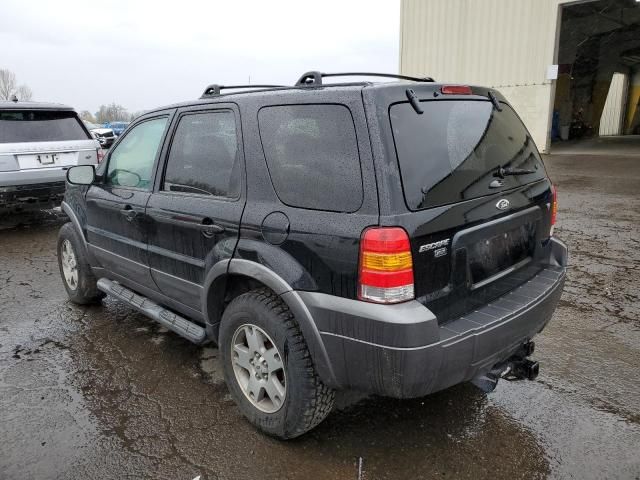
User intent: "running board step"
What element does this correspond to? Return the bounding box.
[97,278,207,344]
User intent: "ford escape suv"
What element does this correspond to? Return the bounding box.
[58,72,568,439]
[0,100,99,214]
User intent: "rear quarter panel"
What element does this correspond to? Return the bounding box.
[234,89,379,298]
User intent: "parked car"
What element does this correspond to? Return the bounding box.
[104,121,129,136]
[0,100,100,214]
[58,72,568,439]
[83,121,116,148]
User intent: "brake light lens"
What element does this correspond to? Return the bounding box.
[441,85,472,95]
[550,185,558,236]
[358,227,414,304]
[97,148,105,163]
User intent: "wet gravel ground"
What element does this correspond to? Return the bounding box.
[1,154,639,480]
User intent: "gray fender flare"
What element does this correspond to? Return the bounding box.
[61,201,96,264]
[202,258,338,387]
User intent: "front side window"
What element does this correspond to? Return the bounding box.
[258,104,363,212]
[163,111,240,198]
[106,117,167,189]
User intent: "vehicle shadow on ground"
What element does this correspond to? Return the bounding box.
[0,222,549,480]
[64,298,550,480]
[0,208,67,231]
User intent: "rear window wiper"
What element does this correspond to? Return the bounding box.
[495,166,536,178]
[487,91,503,111]
[406,89,423,114]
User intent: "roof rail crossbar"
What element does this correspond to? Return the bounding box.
[295,71,435,86]
[201,84,286,97]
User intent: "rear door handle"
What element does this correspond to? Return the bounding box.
[120,205,138,221]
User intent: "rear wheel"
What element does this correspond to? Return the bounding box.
[219,288,335,439]
[57,222,104,304]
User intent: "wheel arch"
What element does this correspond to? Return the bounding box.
[61,200,97,264]
[203,259,337,387]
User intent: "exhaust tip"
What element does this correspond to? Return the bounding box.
[471,373,500,393]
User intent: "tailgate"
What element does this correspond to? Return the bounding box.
[385,92,554,324]
[0,140,98,171]
[406,184,553,325]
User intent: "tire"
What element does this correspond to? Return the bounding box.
[219,288,335,439]
[57,222,104,305]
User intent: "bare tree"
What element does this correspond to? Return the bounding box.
[95,103,130,124]
[0,68,33,101]
[79,110,97,123]
[16,84,32,101]
[0,69,17,100]
[129,110,146,122]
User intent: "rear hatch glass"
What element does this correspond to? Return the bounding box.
[0,110,89,143]
[390,99,546,210]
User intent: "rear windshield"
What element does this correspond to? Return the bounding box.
[0,110,90,143]
[390,100,546,210]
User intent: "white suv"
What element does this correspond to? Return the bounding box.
[0,100,100,214]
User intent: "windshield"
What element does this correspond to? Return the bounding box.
[0,110,90,143]
[390,100,546,210]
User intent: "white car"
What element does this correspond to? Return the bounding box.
[83,121,116,148]
[0,100,100,214]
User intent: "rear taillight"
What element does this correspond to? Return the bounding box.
[441,85,472,95]
[358,227,414,304]
[550,185,558,236]
[97,148,104,163]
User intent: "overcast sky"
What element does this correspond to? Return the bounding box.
[1,0,400,114]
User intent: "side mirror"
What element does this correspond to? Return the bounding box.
[67,165,96,185]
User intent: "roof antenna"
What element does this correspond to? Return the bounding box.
[11,94,18,103]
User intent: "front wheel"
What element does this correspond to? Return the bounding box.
[57,222,104,304]
[219,288,335,439]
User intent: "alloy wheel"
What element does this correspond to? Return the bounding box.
[231,324,286,413]
[60,239,78,291]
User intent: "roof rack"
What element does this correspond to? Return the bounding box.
[295,71,435,86]
[201,84,286,98]
[198,72,435,99]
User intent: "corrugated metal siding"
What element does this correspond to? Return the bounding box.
[399,0,583,151]
[599,72,629,136]
[400,0,564,86]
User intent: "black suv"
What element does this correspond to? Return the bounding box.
[58,72,568,439]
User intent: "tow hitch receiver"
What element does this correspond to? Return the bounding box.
[471,342,539,393]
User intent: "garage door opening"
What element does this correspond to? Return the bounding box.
[551,0,640,154]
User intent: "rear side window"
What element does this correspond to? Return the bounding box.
[390,100,546,210]
[258,104,363,212]
[163,111,240,198]
[0,110,90,143]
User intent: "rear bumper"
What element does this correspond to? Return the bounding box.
[298,237,568,398]
[0,167,67,186]
[0,179,65,212]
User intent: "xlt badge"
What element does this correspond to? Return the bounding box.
[419,238,450,254]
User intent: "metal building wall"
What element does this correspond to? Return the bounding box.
[399,0,572,152]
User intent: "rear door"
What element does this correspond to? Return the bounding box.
[146,105,245,310]
[380,91,554,324]
[85,114,171,288]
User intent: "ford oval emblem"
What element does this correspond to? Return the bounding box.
[496,199,510,210]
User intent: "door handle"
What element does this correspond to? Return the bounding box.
[120,205,138,221]
[199,218,224,237]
